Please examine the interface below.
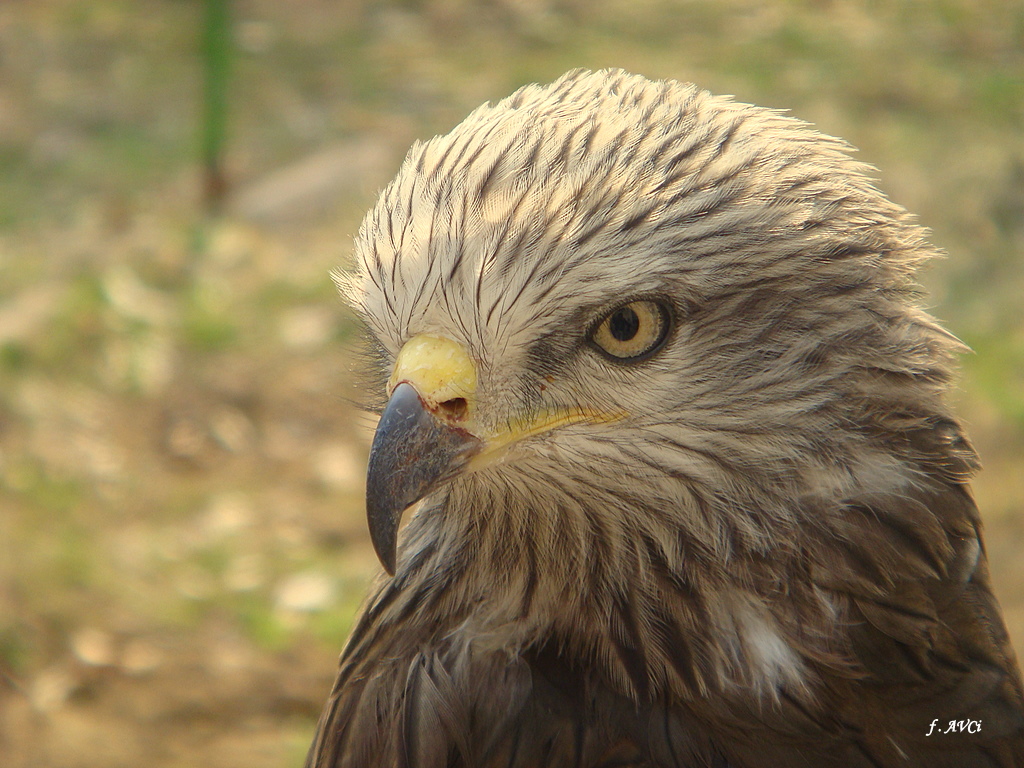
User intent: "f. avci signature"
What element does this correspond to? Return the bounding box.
[927,719,982,736]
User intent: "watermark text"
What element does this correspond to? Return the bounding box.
[926,719,982,736]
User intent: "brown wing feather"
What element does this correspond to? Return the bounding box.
[307,483,1023,768]
[309,413,1024,768]
[305,631,680,767]
[797,482,1024,766]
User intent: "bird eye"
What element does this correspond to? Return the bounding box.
[591,300,671,361]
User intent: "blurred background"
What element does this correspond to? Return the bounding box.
[0,1,1022,765]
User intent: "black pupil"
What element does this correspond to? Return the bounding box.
[609,306,641,342]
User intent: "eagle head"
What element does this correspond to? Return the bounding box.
[308,69,1023,768]
[335,68,995,704]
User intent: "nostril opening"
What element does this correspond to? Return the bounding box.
[438,397,468,421]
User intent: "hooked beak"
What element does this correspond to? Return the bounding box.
[366,381,481,574]
[365,333,622,575]
[366,334,481,575]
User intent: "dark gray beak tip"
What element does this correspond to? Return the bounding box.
[365,382,481,576]
[366,487,398,575]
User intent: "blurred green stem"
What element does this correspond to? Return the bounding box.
[202,0,231,213]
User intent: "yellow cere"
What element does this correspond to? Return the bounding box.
[389,334,478,408]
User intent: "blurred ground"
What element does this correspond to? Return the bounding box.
[0,1,1022,766]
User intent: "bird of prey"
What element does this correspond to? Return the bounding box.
[306,69,1024,767]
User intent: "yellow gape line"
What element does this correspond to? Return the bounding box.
[481,407,624,459]
[388,335,624,456]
